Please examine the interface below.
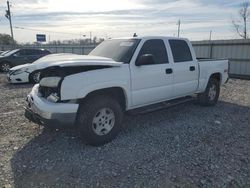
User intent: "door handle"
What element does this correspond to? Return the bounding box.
[165,68,173,74]
[189,66,195,71]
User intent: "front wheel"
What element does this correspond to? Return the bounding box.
[197,78,220,106]
[76,95,124,146]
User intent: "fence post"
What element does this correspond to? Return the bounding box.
[209,43,213,59]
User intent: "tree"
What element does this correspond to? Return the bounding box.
[232,1,250,39]
[0,33,16,45]
[47,37,105,45]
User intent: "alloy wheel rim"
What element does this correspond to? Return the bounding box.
[92,108,115,136]
[1,63,10,72]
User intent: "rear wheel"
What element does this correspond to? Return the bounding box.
[197,78,220,106]
[0,62,11,72]
[29,71,41,83]
[76,95,123,146]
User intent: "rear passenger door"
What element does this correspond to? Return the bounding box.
[130,39,174,107]
[169,39,199,97]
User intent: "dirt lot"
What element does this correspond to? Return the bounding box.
[0,73,249,188]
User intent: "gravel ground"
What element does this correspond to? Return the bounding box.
[0,73,249,188]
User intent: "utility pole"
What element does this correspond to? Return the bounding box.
[89,31,92,45]
[209,30,212,41]
[5,1,14,43]
[177,20,181,37]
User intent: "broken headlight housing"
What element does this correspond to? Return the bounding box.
[39,77,62,102]
[47,92,60,103]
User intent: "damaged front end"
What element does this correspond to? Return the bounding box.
[38,65,112,102]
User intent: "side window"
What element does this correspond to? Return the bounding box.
[40,50,50,55]
[137,39,168,65]
[169,40,193,63]
[26,49,40,55]
[15,49,26,56]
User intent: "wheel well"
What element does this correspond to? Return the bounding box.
[29,70,40,82]
[83,87,127,110]
[210,73,221,84]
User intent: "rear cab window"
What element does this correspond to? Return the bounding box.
[169,39,193,63]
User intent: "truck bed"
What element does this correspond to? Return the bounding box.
[197,58,229,93]
[197,58,227,62]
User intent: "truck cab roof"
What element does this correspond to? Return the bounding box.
[113,36,188,41]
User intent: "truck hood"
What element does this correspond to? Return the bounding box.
[32,53,122,69]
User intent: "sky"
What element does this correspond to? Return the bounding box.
[0,0,248,43]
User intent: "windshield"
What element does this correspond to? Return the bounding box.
[89,39,140,63]
[0,50,10,56]
[3,49,19,56]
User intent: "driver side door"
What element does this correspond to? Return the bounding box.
[130,39,174,107]
[11,49,29,66]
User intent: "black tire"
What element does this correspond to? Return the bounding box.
[0,62,11,72]
[29,71,41,83]
[76,95,124,146]
[197,78,220,106]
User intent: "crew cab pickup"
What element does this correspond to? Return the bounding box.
[25,36,229,146]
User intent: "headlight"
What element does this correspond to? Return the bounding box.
[40,77,61,87]
[12,68,29,75]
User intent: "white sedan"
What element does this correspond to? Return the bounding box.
[7,53,70,83]
[7,63,41,83]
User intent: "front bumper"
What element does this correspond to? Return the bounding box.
[25,84,79,127]
[25,107,61,127]
[7,72,29,83]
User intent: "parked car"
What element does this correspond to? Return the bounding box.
[0,48,51,72]
[25,36,229,146]
[7,53,71,84]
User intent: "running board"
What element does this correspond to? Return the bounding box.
[128,96,195,115]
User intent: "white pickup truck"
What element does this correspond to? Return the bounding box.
[25,36,229,146]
